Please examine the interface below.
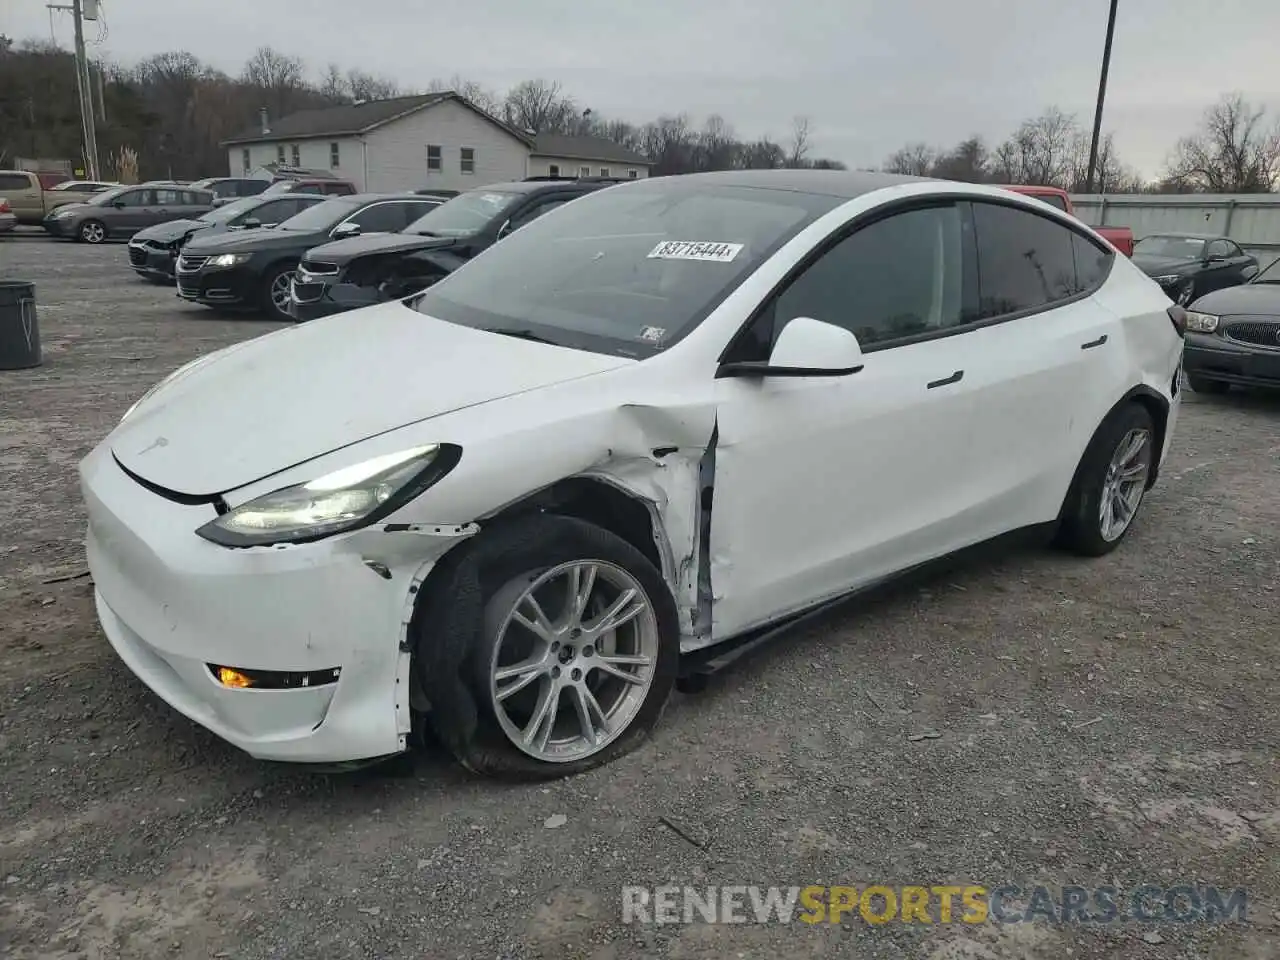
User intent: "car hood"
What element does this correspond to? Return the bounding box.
[304,233,454,265]
[1132,255,1200,275]
[183,227,316,255]
[1190,282,1280,317]
[110,299,634,496]
[133,219,208,243]
[48,202,91,217]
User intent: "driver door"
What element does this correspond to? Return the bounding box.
[708,201,988,640]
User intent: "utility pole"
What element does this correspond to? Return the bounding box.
[1085,0,1119,194]
[71,0,100,179]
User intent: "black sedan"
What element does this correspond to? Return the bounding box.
[175,193,441,320]
[289,178,617,322]
[1181,256,1280,393]
[127,194,327,284]
[1132,232,1259,306]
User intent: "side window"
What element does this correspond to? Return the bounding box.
[116,189,152,207]
[769,204,969,349]
[347,202,410,234]
[244,199,289,224]
[509,197,570,231]
[1035,193,1069,212]
[1226,241,1245,258]
[1072,233,1113,292]
[0,173,33,189]
[153,189,181,205]
[971,202,1081,318]
[1207,239,1232,259]
[400,200,439,228]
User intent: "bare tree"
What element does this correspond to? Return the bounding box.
[787,115,812,168]
[318,63,347,102]
[931,136,990,182]
[502,79,577,133]
[740,137,785,169]
[346,69,401,101]
[1165,93,1280,192]
[241,46,304,92]
[427,75,502,116]
[882,142,937,176]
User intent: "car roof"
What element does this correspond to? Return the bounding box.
[1140,231,1222,241]
[620,169,934,199]
[325,192,431,203]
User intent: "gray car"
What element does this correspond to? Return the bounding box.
[42,185,215,244]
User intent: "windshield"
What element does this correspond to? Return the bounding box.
[88,186,130,205]
[1134,235,1206,258]
[275,197,364,232]
[197,196,263,223]
[406,190,522,237]
[1251,256,1280,283]
[413,180,837,357]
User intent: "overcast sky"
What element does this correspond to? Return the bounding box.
[4,0,1279,177]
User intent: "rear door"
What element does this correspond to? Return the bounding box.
[957,200,1127,533]
[140,187,183,228]
[108,188,154,234]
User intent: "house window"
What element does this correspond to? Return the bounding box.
[460,147,475,174]
[241,149,251,174]
[330,142,340,169]
[290,144,301,167]
[426,145,441,172]
[579,165,591,178]
[548,164,560,177]
[599,167,610,177]
[277,145,286,164]
[628,169,638,179]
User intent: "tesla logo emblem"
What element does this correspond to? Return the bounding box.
[137,437,168,455]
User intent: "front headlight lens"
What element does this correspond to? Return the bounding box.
[196,444,459,547]
[208,253,250,267]
[1153,274,1182,285]
[1183,310,1219,333]
[53,208,75,219]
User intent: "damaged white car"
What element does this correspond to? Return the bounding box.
[80,170,1184,778]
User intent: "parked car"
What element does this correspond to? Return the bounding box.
[49,179,119,194]
[1000,185,1134,256]
[1131,232,1259,305]
[0,197,16,234]
[44,185,215,243]
[262,176,357,198]
[176,193,441,319]
[0,169,115,225]
[1180,255,1280,393]
[290,178,619,321]
[127,193,328,283]
[190,177,270,207]
[82,170,1184,777]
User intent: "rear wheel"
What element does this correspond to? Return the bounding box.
[1186,373,1229,395]
[419,515,679,780]
[79,219,106,244]
[260,263,296,320]
[1056,403,1156,557]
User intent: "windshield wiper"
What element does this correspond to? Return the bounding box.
[482,327,558,346]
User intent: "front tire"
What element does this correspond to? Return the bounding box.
[418,515,679,780]
[1056,403,1156,557]
[260,263,296,321]
[79,219,106,244]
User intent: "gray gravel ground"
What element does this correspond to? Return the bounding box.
[1,234,1278,959]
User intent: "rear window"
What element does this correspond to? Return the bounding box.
[275,197,365,232]
[414,180,838,356]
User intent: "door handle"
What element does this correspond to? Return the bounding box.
[1081,335,1108,350]
[926,370,964,389]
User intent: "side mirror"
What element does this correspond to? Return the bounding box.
[331,222,361,240]
[717,317,865,379]
[496,218,514,240]
[239,218,261,229]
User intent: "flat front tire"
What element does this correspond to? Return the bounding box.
[416,515,679,780]
[1056,403,1156,557]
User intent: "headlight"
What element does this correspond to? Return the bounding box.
[195,443,461,548]
[53,208,75,219]
[119,353,217,423]
[1183,310,1219,333]
[1152,274,1182,285]
[208,253,250,267]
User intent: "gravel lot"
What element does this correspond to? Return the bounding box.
[1,235,1278,959]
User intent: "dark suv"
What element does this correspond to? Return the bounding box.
[191,177,270,206]
[289,177,626,321]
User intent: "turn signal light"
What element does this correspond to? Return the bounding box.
[216,666,254,688]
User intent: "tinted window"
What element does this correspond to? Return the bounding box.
[1072,233,1113,291]
[1031,193,1069,212]
[509,197,571,231]
[0,174,33,189]
[324,182,353,195]
[971,202,1081,318]
[115,189,152,207]
[1207,239,1232,258]
[276,197,365,232]
[347,201,414,233]
[1133,235,1206,258]
[240,198,293,224]
[770,204,967,347]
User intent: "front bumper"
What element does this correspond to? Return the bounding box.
[175,259,257,307]
[0,213,16,233]
[1184,332,1280,387]
[129,241,178,281]
[43,217,74,237]
[289,275,379,322]
[79,441,450,763]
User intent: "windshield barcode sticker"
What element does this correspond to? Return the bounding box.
[647,241,743,263]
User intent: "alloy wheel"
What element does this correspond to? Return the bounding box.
[270,272,293,314]
[81,222,105,243]
[1098,427,1151,541]
[487,560,659,763]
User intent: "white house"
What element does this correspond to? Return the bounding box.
[222,93,651,192]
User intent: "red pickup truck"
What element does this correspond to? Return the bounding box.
[1001,185,1134,257]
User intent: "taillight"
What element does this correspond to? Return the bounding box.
[1167,305,1186,337]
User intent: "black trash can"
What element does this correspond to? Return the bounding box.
[0,281,41,370]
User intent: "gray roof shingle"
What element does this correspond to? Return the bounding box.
[531,134,650,166]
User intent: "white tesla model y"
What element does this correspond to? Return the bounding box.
[80,170,1184,778]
